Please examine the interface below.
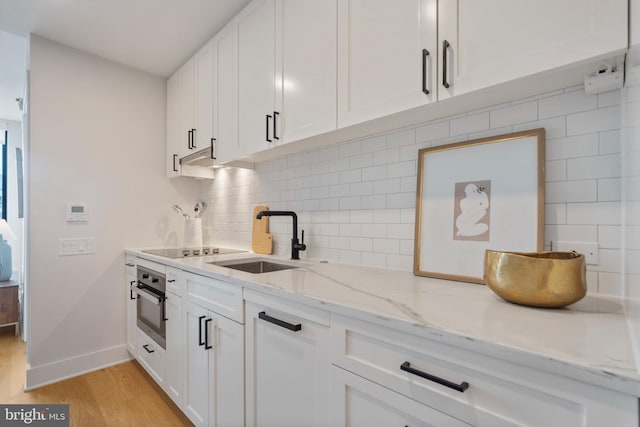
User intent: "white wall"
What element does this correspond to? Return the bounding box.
[27,35,200,388]
[201,84,625,296]
[2,120,24,282]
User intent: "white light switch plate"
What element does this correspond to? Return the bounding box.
[59,238,96,256]
[552,241,598,265]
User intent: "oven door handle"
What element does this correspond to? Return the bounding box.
[136,284,162,305]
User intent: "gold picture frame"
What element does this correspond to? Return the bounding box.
[413,128,545,283]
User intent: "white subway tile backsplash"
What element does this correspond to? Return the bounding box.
[387,160,416,178]
[567,106,620,136]
[360,195,387,209]
[202,84,626,296]
[373,148,400,165]
[566,202,621,225]
[450,112,490,136]
[599,225,621,249]
[545,160,566,182]
[545,204,566,225]
[416,120,449,142]
[538,90,597,119]
[386,193,415,209]
[362,165,387,181]
[598,178,621,202]
[387,128,416,148]
[514,116,566,139]
[546,180,597,203]
[490,101,537,128]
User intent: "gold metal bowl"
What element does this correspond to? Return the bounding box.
[483,250,586,308]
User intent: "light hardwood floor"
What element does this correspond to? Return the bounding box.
[0,326,193,426]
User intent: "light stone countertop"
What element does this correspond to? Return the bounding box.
[126,248,640,396]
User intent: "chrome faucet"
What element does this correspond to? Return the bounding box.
[256,210,306,260]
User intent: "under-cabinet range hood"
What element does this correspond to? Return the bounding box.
[180,146,216,167]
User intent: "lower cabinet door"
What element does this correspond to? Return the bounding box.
[184,302,210,427]
[126,274,137,357]
[331,366,470,427]
[245,298,330,427]
[136,328,166,387]
[165,294,183,408]
[184,301,245,427]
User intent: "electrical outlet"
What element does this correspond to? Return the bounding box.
[552,241,598,265]
[59,238,96,256]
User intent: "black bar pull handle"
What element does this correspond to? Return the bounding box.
[187,130,192,149]
[210,138,217,160]
[142,344,155,354]
[258,311,301,332]
[442,40,451,89]
[273,111,280,140]
[266,115,272,142]
[191,128,197,149]
[162,296,168,321]
[401,362,468,393]
[422,49,430,95]
[172,154,178,172]
[198,315,206,346]
[129,280,137,300]
[204,318,213,350]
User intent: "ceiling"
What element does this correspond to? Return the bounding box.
[0,0,251,121]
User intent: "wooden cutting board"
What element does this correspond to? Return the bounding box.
[252,205,273,254]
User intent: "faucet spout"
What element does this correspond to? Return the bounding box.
[255,210,306,259]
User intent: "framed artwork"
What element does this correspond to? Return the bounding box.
[413,128,545,283]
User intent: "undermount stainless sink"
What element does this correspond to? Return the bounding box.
[209,258,300,274]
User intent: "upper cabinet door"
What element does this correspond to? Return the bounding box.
[276,0,337,144]
[195,41,214,153]
[166,73,180,177]
[213,23,238,164]
[179,58,196,156]
[438,0,628,100]
[236,0,277,158]
[337,0,437,128]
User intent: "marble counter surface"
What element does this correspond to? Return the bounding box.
[126,248,640,396]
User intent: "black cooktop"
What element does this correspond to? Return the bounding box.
[141,247,246,258]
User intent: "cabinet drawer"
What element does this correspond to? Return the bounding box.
[185,272,243,323]
[136,328,166,387]
[125,254,137,276]
[332,365,470,427]
[331,315,638,427]
[166,267,183,297]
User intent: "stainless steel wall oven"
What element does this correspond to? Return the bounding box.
[135,265,167,349]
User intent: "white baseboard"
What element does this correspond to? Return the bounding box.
[25,344,133,390]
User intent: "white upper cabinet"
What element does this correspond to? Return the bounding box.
[194,41,214,153]
[236,0,277,158]
[234,0,337,159]
[178,58,196,156]
[275,0,337,144]
[166,73,180,177]
[213,23,239,164]
[337,0,437,128]
[438,0,628,99]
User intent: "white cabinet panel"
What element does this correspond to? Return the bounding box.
[337,0,437,127]
[236,0,277,157]
[165,290,183,408]
[332,366,470,427]
[213,23,239,163]
[184,300,244,427]
[245,292,330,427]
[276,0,337,144]
[195,41,214,152]
[179,58,196,157]
[166,73,180,177]
[126,273,137,357]
[438,0,628,99]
